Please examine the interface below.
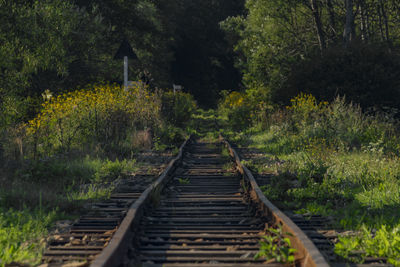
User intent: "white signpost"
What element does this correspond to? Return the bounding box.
[124,56,128,88]
[173,84,183,93]
[114,39,137,90]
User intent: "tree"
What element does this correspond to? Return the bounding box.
[168,0,245,107]
[74,0,177,88]
[309,0,326,51]
[223,0,400,109]
[344,0,355,47]
[0,0,114,123]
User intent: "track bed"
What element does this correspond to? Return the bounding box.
[132,142,274,266]
[42,139,329,267]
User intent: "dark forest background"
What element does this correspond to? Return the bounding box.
[2,0,400,129]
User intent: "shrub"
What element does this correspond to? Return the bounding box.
[153,124,185,150]
[218,91,253,130]
[26,84,161,157]
[281,93,399,153]
[161,91,197,127]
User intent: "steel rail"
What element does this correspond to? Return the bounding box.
[90,136,193,267]
[221,136,330,267]
[90,135,329,266]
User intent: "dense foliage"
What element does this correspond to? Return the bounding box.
[222,0,400,109]
[218,91,253,130]
[169,0,244,106]
[26,84,160,157]
[161,91,197,128]
[0,0,245,138]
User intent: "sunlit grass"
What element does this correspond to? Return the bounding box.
[0,155,137,266]
[224,94,400,264]
[335,225,400,266]
[245,130,400,264]
[0,208,60,266]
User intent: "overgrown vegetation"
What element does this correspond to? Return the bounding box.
[221,0,400,111]
[335,226,400,266]
[0,155,138,266]
[0,83,196,265]
[25,84,160,158]
[220,93,400,265]
[3,0,400,265]
[0,209,58,266]
[0,0,244,137]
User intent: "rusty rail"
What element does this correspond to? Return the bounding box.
[89,136,193,267]
[46,135,332,266]
[221,136,330,267]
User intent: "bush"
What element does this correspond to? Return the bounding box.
[154,124,185,150]
[218,91,253,131]
[25,84,161,157]
[282,93,399,153]
[161,91,197,127]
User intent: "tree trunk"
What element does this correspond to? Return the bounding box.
[344,0,355,47]
[365,1,372,40]
[310,0,326,51]
[379,0,391,46]
[377,0,385,41]
[326,0,337,41]
[359,0,367,42]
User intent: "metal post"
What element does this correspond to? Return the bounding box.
[124,56,128,89]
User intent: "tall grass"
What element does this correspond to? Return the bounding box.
[25,83,161,158]
[0,153,138,265]
[0,208,59,266]
[223,93,400,264]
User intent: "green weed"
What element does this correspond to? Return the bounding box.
[255,225,296,264]
[220,147,231,158]
[177,177,190,185]
[93,158,136,183]
[0,208,61,266]
[335,225,400,266]
[222,162,234,171]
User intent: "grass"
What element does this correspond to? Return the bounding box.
[334,225,400,266]
[189,108,223,139]
[243,135,400,265]
[0,208,60,266]
[220,94,400,265]
[0,155,137,266]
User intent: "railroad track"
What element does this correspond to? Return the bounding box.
[130,142,269,266]
[42,137,329,266]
